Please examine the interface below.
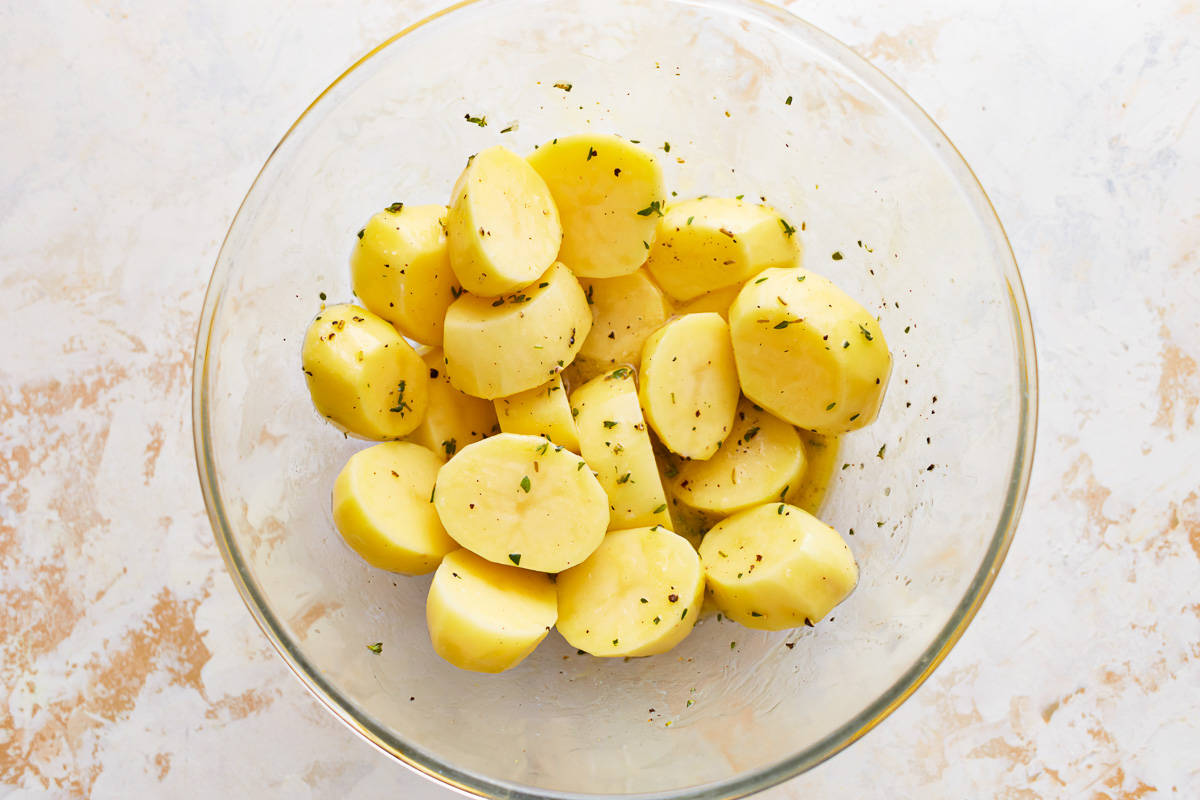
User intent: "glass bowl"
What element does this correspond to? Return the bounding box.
[192,0,1037,796]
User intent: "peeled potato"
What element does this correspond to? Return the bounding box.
[646,197,800,301]
[673,284,740,321]
[791,430,840,515]
[301,304,428,439]
[442,262,592,399]
[576,269,671,374]
[350,203,458,346]
[570,368,671,529]
[426,548,557,673]
[729,267,891,434]
[494,373,580,452]
[331,442,456,574]
[407,348,497,458]
[556,526,703,657]
[433,433,608,572]
[527,134,664,278]
[639,313,739,459]
[699,503,858,630]
[446,146,562,296]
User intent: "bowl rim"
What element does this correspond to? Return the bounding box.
[192,0,1039,796]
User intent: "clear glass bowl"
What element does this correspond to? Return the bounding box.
[192,0,1037,796]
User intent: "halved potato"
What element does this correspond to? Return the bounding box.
[494,373,580,452]
[673,284,741,321]
[407,348,497,458]
[791,430,840,515]
[576,269,671,374]
[301,303,428,439]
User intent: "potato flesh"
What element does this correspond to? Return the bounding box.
[791,430,840,515]
[407,348,498,458]
[331,442,457,574]
[442,262,591,399]
[673,284,740,321]
[494,373,580,452]
[433,433,608,572]
[639,313,740,459]
[577,269,672,373]
[350,204,458,346]
[301,304,428,439]
[527,134,664,278]
[729,267,891,434]
[426,548,557,673]
[556,527,703,657]
[699,503,858,630]
[447,145,562,296]
[646,197,800,301]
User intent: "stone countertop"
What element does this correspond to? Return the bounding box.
[1,0,1197,797]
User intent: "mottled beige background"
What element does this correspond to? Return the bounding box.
[1,0,1198,797]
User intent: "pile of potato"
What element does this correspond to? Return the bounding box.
[301,134,891,673]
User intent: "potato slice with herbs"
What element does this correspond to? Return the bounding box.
[494,373,580,452]
[556,526,703,657]
[350,203,458,346]
[699,503,858,630]
[570,368,671,529]
[442,262,591,399]
[576,269,672,375]
[426,548,557,673]
[433,433,608,572]
[407,348,497,458]
[729,267,891,434]
[447,145,562,296]
[646,197,800,301]
[673,284,740,321]
[639,313,739,459]
[332,442,456,574]
[301,303,428,439]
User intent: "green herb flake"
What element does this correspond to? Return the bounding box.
[905,325,911,333]
[535,441,550,455]
[554,82,573,92]
[464,113,487,127]
[681,608,688,619]
[736,194,745,200]
[636,200,664,217]
[777,504,785,515]
[386,202,404,213]
[785,95,793,105]
[750,611,763,617]
[356,228,365,240]
[429,486,436,503]
[500,123,517,134]
[825,402,837,410]
[877,444,886,459]
[572,407,581,418]
[577,460,586,470]
[831,251,843,260]
[366,642,383,654]
[616,472,632,484]
[442,438,458,456]
[849,413,860,421]
[607,366,632,380]
[686,215,695,225]
[755,276,769,284]
[743,426,760,441]
[662,141,671,152]
[730,641,736,649]
[796,274,806,282]
[319,291,326,301]
[509,553,522,565]
[612,638,619,646]
[653,503,667,514]
[587,146,598,161]
[859,323,874,341]
[640,597,649,604]
[779,218,797,237]
[520,475,532,493]
[602,420,618,429]
[653,616,661,624]
[773,320,795,330]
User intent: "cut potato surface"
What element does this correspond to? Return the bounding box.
[427,548,557,673]
[494,373,580,452]
[639,313,740,459]
[671,399,807,516]
[350,203,458,346]
[442,262,591,399]
[570,369,671,529]
[646,197,800,301]
[447,145,562,296]
[729,267,891,434]
[699,503,858,630]
[407,348,497,458]
[791,430,839,515]
[433,433,608,572]
[332,442,456,574]
[577,269,672,374]
[301,304,429,439]
[673,284,740,321]
[556,526,703,657]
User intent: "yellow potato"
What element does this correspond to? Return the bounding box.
[301,304,428,439]
[426,548,556,673]
[673,284,740,321]
[446,145,562,296]
[639,313,740,459]
[791,430,840,515]
[527,133,664,278]
[646,197,800,301]
[442,262,592,399]
[576,269,671,374]
[494,373,580,452]
[556,526,703,657]
[350,203,458,346]
[570,368,671,529]
[433,433,608,572]
[331,442,457,574]
[407,348,497,458]
[699,503,858,630]
[729,267,891,434]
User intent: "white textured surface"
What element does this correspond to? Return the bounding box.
[1,0,1197,798]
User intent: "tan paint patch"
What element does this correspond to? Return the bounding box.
[1057,453,1121,543]
[290,600,343,639]
[143,421,165,484]
[858,20,948,66]
[967,735,1036,766]
[204,688,276,722]
[1152,330,1199,435]
[153,752,171,781]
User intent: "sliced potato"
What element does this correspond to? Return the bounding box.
[527,134,664,278]
[639,313,739,459]
[426,548,556,673]
[699,503,858,630]
[673,284,740,321]
[407,348,497,458]
[350,203,458,346]
[570,368,671,529]
[791,430,840,515]
[494,373,580,452]
[442,262,591,399]
[433,433,608,572]
[301,304,428,439]
[556,526,703,657]
[577,269,671,374]
[670,399,806,516]
[646,197,800,301]
[729,267,891,434]
[331,442,456,574]
[446,145,562,296]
